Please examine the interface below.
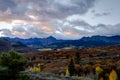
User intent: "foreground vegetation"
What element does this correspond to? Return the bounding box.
[0,50,28,80]
[0,45,120,80]
[24,45,120,80]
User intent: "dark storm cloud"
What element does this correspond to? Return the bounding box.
[0,0,16,11]
[39,0,96,19]
[0,0,96,20]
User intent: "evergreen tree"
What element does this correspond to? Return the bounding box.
[68,59,75,76]
[0,50,28,80]
[74,52,81,64]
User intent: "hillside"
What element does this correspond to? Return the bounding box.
[23,44,120,73]
[0,38,36,53]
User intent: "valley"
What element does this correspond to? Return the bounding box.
[22,44,120,79]
[1,36,120,79]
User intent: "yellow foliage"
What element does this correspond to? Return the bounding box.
[29,66,41,72]
[34,67,41,72]
[96,66,103,74]
[29,67,34,71]
[37,63,41,66]
[109,69,118,80]
[66,67,69,76]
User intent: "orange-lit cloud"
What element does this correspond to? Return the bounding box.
[41,26,52,31]
[64,31,73,35]
[12,31,26,37]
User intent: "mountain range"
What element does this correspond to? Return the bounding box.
[1,35,120,50]
[0,38,36,53]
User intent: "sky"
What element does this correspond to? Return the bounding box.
[0,0,120,40]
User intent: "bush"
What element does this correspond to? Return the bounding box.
[17,74,30,80]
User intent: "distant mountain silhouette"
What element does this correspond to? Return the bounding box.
[0,38,36,53]
[2,35,120,49]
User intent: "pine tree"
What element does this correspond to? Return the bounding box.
[74,52,81,64]
[68,59,75,76]
[0,50,28,80]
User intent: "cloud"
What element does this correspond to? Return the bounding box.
[0,0,96,20]
[0,0,120,39]
[46,0,96,18]
[0,22,56,39]
[0,29,13,37]
[0,0,97,39]
[1,19,120,39]
[0,0,16,11]
[94,12,111,17]
[52,17,120,39]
